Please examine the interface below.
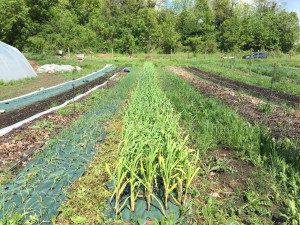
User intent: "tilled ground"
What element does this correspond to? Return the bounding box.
[0,73,126,173]
[170,66,300,140]
[0,69,120,129]
[185,67,300,107]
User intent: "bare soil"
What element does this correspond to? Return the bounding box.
[170,66,300,139]
[97,54,113,59]
[29,60,40,71]
[186,67,300,107]
[145,55,168,59]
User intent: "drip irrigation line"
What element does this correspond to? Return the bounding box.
[6,130,60,173]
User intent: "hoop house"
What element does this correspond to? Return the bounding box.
[0,41,37,82]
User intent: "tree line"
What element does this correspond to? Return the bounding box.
[0,0,299,54]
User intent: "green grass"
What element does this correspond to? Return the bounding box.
[157,67,300,224]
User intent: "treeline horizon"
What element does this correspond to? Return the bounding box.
[0,0,299,54]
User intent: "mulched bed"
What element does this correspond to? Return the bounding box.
[170,66,300,140]
[185,67,300,107]
[0,72,126,173]
[0,69,120,129]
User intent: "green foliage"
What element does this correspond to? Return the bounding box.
[0,0,298,53]
[29,121,59,131]
[158,68,300,224]
[0,210,23,225]
[258,104,273,114]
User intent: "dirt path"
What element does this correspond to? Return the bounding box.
[170,66,300,140]
[185,67,300,107]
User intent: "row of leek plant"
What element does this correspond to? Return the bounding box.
[106,63,199,217]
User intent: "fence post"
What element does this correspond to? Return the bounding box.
[72,82,76,116]
[222,50,224,67]
[132,48,134,57]
[112,48,114,58]
[170,48,172,60]
[68,47,70,57]
[249,48,253,74]
[268,63,277,104]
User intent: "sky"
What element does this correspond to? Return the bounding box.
[166,0,300,20]
[283,0,300,18]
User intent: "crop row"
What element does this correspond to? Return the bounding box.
[189,59,300,96]
[0,70,138,223]
[107,63,199,219]
[221,60,300,85]
[158,68,300,224]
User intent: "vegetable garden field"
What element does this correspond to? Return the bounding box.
[0,54,299,224]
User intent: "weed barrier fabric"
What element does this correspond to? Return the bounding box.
[105,182,184,224]
[0,69,137,224]
[0,65,116,112]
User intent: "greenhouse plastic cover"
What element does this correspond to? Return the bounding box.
[0,41,37,82]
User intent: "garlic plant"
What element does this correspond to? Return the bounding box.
[109,63,199,218]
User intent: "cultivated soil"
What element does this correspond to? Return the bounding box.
[97,54,113,59]
[29,60,40,71]
[0,72,127,173]
[185,67,300,107]
[0,69,120,129]
[170,66,300,139]
[145,55,169,59]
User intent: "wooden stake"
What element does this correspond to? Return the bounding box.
[222,50,224,67]
[43,47,45,55]
[170,48,172,60]
[249,48,253,74]
[112,48,114,58]
[68,47,70,58]
[268,63,277,103]
[132,48,134,57]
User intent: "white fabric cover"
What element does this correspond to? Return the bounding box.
[36,64,82,74]
[0,41,37,82]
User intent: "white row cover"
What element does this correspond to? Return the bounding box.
[36,64,82,74]
[0,41,37,82]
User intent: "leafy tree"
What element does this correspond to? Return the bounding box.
[0,0,29,47]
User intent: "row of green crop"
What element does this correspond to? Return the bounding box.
[158,68,300,224]
[186,59,300,97]
[221,59,300,85]
[107,63,199,218]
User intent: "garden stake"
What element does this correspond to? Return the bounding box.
[267,63,277,105]
[72,82,76,116]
